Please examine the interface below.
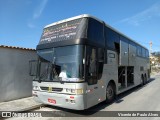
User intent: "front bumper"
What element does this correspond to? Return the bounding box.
[33,91,86,110]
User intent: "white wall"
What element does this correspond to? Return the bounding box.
[0,47,37,102]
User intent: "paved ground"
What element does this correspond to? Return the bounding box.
[0,97,43,112]
[0,97,43,120]
[4,74,160,120]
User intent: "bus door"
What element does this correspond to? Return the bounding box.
[127,43,136,86]
[86,47,100,108]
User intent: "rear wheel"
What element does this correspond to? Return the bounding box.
[106,83,115,103]
[144,74,147,84]
[141,75,144,86]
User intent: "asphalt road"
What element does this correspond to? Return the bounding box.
[7,74,160,120]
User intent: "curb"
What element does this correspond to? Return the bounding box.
[16,104,44,112]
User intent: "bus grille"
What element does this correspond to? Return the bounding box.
[40,87,63,92]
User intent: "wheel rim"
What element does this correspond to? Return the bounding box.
[106,86,114,100]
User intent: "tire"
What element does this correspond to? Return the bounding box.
[141,75,144,86]
[144,74,147,84]
[106,83,115,103]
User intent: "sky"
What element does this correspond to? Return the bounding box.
[0,0,160,51]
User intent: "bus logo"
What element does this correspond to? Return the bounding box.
[48,87,52,92]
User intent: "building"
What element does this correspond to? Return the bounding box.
[0,45,37,102]
[150,52,160,66]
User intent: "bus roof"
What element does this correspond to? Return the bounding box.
[44,14,103,28]
[44,14,147,50]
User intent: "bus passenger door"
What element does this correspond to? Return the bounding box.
[128,44,136,86]
[86,47,99,108]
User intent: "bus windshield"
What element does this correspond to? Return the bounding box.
[37,45,84,82]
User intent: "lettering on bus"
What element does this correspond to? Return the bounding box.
[39,18,82,44]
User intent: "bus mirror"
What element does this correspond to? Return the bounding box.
[29,60,37,76]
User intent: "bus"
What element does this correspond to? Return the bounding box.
[30,14,150,110]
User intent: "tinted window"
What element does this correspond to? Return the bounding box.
[88,18,104,46]
[86,47,97,85]
[142,48,146,57]
[97,48,104,79]
[120,36,129,43]
[146,50,149,58]
[105,27,120,50]
[130,41,136,47]
[39,18,87,45]
[137,46,142,56]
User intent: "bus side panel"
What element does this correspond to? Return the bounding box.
[135,56,150,85]
[103,50,118,94]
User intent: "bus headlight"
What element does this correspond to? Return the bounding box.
[66,88,75,93]
[33,86,40,91]
[65,88,83,94]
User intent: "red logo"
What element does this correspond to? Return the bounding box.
[48,98,56,104]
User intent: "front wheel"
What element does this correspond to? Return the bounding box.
[106,83,115,103]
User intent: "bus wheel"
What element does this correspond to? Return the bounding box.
[144,74,147,84]
[106,83,115,103]
[141,75,144,86]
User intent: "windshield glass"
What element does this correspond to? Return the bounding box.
[36,45,84,82]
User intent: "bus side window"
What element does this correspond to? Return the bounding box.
[89,49,97,76]
[97,48,104,79]
[87,47,97,85]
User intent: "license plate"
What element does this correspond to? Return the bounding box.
[48,98,56,104]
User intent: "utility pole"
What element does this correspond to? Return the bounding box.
[149,41,152,55]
